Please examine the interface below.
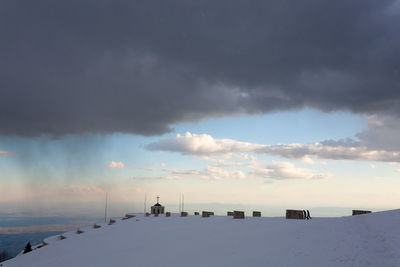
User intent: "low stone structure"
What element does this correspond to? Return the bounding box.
[233,210,245,219]
[145,212,150,216]
[122,214,136,220]
[166,212,171,217]
[59,235,66,240]
[93,224,101,228]
[181,212,188,217]
[37,241,48,248]
[352,210,372,216]
[202,211,213,217]
[76,229,84,234]
[109,219,116,225]
[286,209,305,219]
[227,211,234,216]
[253,211,261,217]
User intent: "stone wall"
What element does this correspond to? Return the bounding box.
[233,210,245,219]
[286,209,304,219]
[352,210,371,216]
[202,211,213,217]
[253,211,261,217]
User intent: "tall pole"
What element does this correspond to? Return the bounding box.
[179,193,181,213]
[104,192,108,223]
[144,192,147,214]
[182,194,184,212]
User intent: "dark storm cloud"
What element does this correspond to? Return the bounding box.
[1,0,399,136]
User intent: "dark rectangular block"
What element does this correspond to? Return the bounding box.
[286,209,305,219]
[202,211,211,217]
[253,211,261,217]
[233,210,245,219]
[352,210,372,216]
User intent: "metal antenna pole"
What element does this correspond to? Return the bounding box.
[144,192,147,214]
[182,194,184,212]
[104,192,108,223]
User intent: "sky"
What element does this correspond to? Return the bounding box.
[1,0,400,217]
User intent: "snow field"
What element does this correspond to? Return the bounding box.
[3,210,400,267]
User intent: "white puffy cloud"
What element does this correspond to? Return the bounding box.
[0,150,12,156]
[250,161,330,180]
[300,156,315,165]
[107,161,125,169]
[146,132,400,163]
[146,132,261,156]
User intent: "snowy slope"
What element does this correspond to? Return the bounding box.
[2,210,400,267]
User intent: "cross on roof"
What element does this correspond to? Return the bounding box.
[157,196,160,204]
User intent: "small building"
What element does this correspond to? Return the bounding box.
[151,196,165,214]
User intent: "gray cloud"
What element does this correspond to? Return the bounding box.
[356,115,400,152]
[1,0,400,136]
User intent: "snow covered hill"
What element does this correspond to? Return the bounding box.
[2,210,400,267]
